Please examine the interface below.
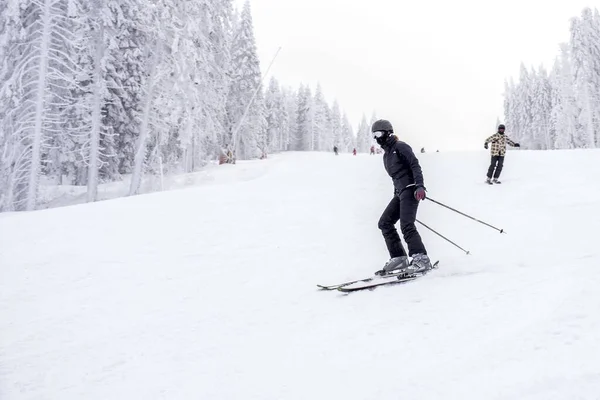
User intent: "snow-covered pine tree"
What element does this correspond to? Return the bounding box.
[569,8,600,148]
[206,0,234,160]
[551,43,579,149]
[322,101,333,152]
[0,0,21,211]
[264,77,279,152]
[129,0,222,194]
[79,0,112,202]
[281,86,297,151]
[313,83,332,151]
[254,86,269,158]
[503,78,517,141]
[356,114,370,153]
[296,84,315,151]
[41,1,88,187]
[277,87,290,152]
[292,84,307,151]
[129,1,175,195]
[502,80,514,137]
[265,76,287,152]
[226,0,266,160]
[0,0,89,211]
[515,63,534,148]
[102,1,149,177]
[369,112,377,148]
[340,111,354,152]
[530,66,553,149]
[168,0,225,174]
[549,59,561,149]
[305,86,315,151]
[185,0,237,169]
[330,100,342,151]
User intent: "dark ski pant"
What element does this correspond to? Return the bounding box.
[487,155,505,179]
[378,188,427,258]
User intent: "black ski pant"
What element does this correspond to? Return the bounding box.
[378,187,427,258]
[487,155,505,179]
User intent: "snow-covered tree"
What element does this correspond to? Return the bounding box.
[503,80,517,139]
[551,44,579,148]
[281,86,297,152]
[0,0,89,211]
[330,100,342,150]
[295,84,315,151]
[0,0,362,212]
[207,0,234,155]
[171,0,234,173]
[369,111,378,148]
[355,114,370,153]
[129,1,178,195]
[503,6,600,151]
[226,0,266,160]
[570,8,600,148]
[265,76,290,153]
[530,66,553,149]
[264,77,281,152]
[516,63,534,147]
[0,1,22,210]
[340,111,354,152]
[313,83,331,151]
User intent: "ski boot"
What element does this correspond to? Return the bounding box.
[375,256,409,276]
[407,254,433,275]
[485,177,493,185]
[493,178,501,184]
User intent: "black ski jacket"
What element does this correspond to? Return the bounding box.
[381,135,425,195]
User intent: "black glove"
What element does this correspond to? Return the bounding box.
[514,143,520,147]
[484,143,488,149]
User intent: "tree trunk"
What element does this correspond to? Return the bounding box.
[129,41,159,196]
[26,0,52,211]
[87,13,104,202]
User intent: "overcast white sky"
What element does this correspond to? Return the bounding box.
[236,0,599,151]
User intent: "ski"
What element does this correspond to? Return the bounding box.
[318,261,439,291]
[336,260,439,293]
[337,275,420,293]
[317,270,409,291]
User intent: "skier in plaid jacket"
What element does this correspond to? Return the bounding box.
[484,124,520,184]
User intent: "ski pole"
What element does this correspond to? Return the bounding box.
[416,219,470,255]
[426,197,505,234]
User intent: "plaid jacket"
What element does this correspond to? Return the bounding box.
[484,133,517,156]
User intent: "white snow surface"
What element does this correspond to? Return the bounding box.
[2,149,600,399]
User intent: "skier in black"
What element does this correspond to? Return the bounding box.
[372,119,432,275]
[333,146,339,155]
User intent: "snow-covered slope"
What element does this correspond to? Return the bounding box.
[2,149,600,399]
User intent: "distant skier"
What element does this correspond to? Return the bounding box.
[370,145,375,155]
[484,124,520,184]
[372,119,432,276]
[333,146,339,156]
[352,148,357,156]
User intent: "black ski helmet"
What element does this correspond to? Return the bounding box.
[498,124,505,130]
[372,119,394,133]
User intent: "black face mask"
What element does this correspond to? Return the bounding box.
[375,132,389,146]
